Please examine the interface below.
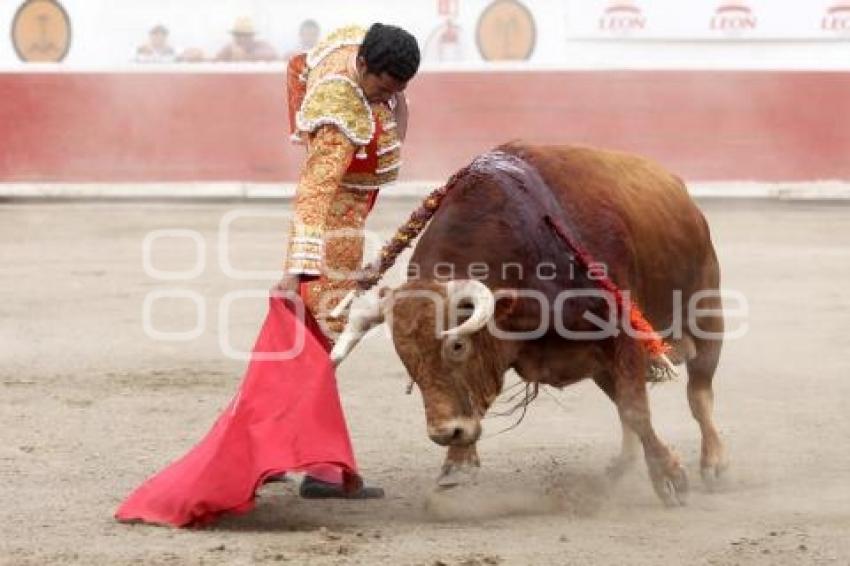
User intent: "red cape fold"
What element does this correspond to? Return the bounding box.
[115,296,360,528]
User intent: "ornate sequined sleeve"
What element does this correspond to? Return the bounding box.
[284,125,356,276]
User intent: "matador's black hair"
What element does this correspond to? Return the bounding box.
[358,23,421,83]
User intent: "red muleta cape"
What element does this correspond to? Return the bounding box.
[115,296,360,527]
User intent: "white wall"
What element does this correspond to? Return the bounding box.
[1,0,849,70]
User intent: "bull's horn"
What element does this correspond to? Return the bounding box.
[441,279,496,337]
[330,291,387,366]
[330,290,358,319]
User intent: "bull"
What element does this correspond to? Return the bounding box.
[333,143,727,506]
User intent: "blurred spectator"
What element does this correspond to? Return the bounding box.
[135,24,177,63]
[215,17,278,62]
[282,19,321,60]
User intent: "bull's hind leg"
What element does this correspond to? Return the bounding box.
[612,341,688,506]
[686,324,727,489]
[686,251,728,488]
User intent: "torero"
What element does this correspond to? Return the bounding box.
[276,23,421,498]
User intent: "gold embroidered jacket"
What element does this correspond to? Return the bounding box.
[283,26,404,333]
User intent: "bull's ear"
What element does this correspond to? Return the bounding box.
[494,288,520,323]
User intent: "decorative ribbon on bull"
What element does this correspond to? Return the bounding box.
[332,173,673,367]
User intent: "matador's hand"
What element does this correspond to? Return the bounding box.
[271,275,301,295]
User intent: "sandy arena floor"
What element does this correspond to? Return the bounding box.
[1,198,849,565]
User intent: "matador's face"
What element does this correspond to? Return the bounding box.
[357,57,407,104]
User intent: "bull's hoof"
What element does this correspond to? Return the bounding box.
[646,453,688,507]
[700,460,729,493]
[651,463,689,507]
[436,464,478,489]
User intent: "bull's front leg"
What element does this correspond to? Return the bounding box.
[607,418,642,479]
[613,343,688,506]
[436,445,480,488]
[593,372,641,479]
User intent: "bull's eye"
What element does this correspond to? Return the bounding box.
[441,335,472,362]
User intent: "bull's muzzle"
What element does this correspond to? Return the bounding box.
[427,418,481,447]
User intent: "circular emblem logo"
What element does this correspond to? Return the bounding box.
[476,0,536,61]
[11,0,72,62]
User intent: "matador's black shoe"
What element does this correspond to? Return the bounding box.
[299,475,385,499]
[264,472,290,484]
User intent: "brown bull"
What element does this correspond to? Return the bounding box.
[334,142,726,506]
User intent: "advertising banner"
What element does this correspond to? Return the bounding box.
[2,0,848,68]
[567,0,850,41]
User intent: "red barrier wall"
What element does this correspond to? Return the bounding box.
[1,71,849,183]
